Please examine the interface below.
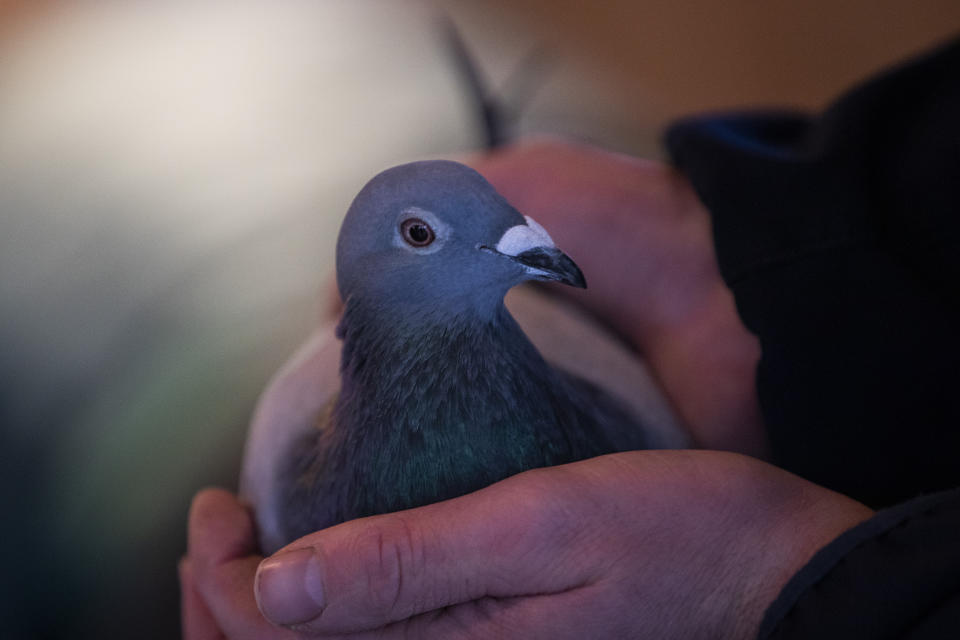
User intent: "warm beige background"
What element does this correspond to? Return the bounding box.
[438,0,960,151]
[6,2,959,146]
[469,0,960,107]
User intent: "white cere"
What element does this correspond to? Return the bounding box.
[494,216,556,256]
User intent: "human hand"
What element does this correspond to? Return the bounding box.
[470,139,765,456]
[183,450,872,639]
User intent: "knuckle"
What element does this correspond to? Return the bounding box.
[493,466,600,564]
[351,516,423,618]
[509,466,581,530]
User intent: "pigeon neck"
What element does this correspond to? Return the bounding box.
[337,290,509,340]
[334,296,550,419]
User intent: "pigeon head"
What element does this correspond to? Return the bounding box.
[336,160,585,317]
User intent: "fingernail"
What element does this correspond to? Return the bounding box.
[255,547,326,625]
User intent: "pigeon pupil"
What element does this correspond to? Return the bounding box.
[401,218,435,246]
[410,225,428,242]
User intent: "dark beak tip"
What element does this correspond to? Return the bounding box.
[514,246,587,289]
[561,263,587,289]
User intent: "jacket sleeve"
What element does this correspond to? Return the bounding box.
[664,36,960,639]
[759,488,960,639]
[665,37,960,509]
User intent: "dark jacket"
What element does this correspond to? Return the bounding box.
[666,37,960,639]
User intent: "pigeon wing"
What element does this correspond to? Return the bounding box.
[239,321,342,554]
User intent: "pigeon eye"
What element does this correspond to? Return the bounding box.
[400,218,435,247]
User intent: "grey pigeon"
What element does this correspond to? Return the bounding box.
[241,160,688,553]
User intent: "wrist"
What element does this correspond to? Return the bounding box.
[735,473,874,639]
[692,454,874,639]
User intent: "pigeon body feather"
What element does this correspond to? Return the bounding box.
[275,298,645,544]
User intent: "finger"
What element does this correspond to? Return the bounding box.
[180,557,226,640]
[255,465,604,635]
[188,488,259,565]
[393,586,617,640]
[188,488,297,640]
[277,590,606,640]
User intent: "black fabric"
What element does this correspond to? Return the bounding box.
[665,36,960,639]
[758,488,960,639]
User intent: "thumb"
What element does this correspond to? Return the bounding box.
[254,465,598,634]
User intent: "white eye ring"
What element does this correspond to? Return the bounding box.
[400,218,435,247]
[393,207,450,254]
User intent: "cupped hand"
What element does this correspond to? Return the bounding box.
[183,450,871,640]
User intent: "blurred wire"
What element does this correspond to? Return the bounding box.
[440,13,553,149]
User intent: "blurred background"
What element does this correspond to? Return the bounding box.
[0,1,956,637]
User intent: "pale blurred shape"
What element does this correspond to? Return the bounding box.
[0,1,481,635]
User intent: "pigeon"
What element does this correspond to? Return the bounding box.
[241,160,688,553]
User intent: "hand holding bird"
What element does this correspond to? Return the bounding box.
[185,450,871,639]
[242,149,691,554]
[182,140,843,640]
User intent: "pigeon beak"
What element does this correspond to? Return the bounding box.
[511,246,587,288]
[483,215,587,289]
